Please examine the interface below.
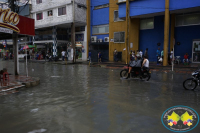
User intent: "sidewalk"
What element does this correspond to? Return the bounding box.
[0,75,40,96]
[11,59,200,70]
[91,61,199,71]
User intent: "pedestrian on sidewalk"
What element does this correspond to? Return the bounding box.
[114,49,118,62]
[88,50,92,63]
[98,52,102,63]
[156,47,161,65]
[61,50,66,61]
[161,49,164,59]
[140,50,143,58]
[144,48,148,59]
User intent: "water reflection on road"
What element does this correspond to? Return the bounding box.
[0,61,200,133]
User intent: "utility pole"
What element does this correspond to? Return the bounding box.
[71,0,76,63]
[9,0,19,75]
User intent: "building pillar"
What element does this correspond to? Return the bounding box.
[163,0,170,66]
[170,14,175,52]
[86,0,91,58]
[13,33,19,75]
[52,26,57,57]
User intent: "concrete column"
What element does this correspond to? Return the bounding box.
[52,26,57,57]
[13,33,19,75]
[163,0,170,66]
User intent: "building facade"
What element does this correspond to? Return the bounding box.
[87,0,200,63]
[31,0,87,60]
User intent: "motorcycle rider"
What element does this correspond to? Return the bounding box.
[128,55,142,78]
[142,55,149,71]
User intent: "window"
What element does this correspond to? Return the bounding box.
[58,7,66,16]
[118,0,126,2]
[140,18,154,30]
[114,32,125,43]
[36,13,43,20]
[114,10,123,22]
[48,10,53,16]
[94,4,109,10]
[36,0,42,4]
[92,25,109,34]
[176,13,200,27]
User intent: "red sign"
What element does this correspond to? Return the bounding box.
[17,15,35,36]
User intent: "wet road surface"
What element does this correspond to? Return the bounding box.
[0,61,200,133]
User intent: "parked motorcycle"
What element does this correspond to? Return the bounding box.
[120,65,151,81]
[183,69,200,90]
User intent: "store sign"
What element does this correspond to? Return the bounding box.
[0,8,20,32]
[0,27,13,34]
[0,8,35,36]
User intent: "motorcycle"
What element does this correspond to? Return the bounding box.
[183,69,200,90]
[120,65,151,81]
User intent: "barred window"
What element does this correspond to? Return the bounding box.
[92,25,109,34]
[176,13,200,27]
[114,32,125,43]
[140,18,154,30]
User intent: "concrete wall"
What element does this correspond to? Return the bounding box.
[33,4,73,29]
[32,0,86,29]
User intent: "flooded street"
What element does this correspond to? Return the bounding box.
[0,61,200,133]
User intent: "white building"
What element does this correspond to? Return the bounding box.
[31,0,87,60]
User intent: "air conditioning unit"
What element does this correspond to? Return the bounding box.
[91,36,97,43]
[97,39,102,43]
[104,37,109,42]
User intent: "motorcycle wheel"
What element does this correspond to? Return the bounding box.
[142,72,151,81]
[183,78,197,90]
[120,69,129,79]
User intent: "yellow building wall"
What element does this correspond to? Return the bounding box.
[109,1,140,63]
[109,0,126,62]
[129,18,140,57]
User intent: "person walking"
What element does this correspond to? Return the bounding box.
[98,52,102,63]
[156,48,161,65]
[114,49,118,62]
[88,51,92,63]
[161,49,164,59]
[144,48,148,59]
[140,50,143,58]
[61,50,66,61]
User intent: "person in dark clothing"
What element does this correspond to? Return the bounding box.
[144,48,148,59]
[98,52,102,63]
